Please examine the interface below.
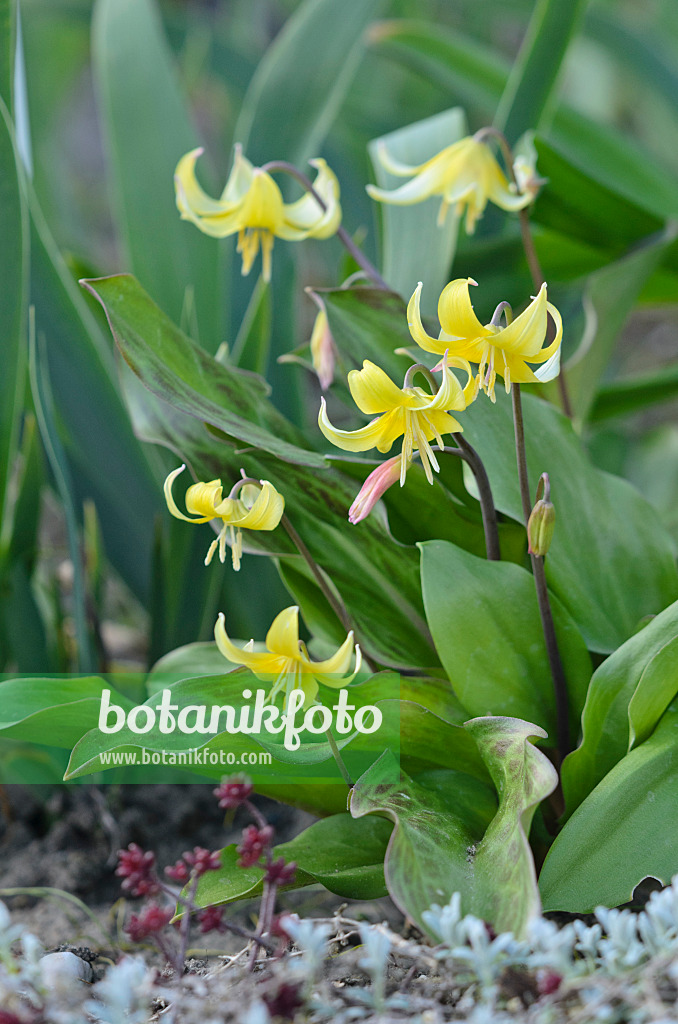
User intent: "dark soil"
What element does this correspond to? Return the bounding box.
[0,783,317,949]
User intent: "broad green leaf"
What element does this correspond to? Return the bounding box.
[92,0,221,350]
[146,642,241,695]
[0,676,131,747]
[562,600,678,816]
[351,718,557,937]
[0,98,27,543]
[629,638,678,749]
[540,705,678,913]
[420,541,591,743]
[550,109,678,226]
[625,427,678,545]
[64,668,484,785]
[495,0,589,142]
[194,814,393,909]
[565,230,674,422]
[236,0,385,168]
[368,107,465,306]
[462,390,678,653]
[84,274,437,668]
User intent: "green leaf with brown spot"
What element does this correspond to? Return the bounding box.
[350,716,557,937]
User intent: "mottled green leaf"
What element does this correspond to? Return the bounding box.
[83,274,437,668]
[351,718,557,937]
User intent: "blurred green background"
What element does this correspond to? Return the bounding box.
[1,0,677,691]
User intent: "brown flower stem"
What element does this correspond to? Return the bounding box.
[443,439,501,562]
[512,384,569,764]
[473,127,573,418]
[280,513,351,632]
[261,160,390,291]
[233,477,362,782]
[231,475,351,633]
[404,366,500,561]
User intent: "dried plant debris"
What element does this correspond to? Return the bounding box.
[3,879,678,1022]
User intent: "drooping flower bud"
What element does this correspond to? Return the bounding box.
[307,290,336,391]
[348,456,401,524]
[527,473,555,557]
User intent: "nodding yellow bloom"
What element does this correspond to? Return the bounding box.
[175,145,341,281]
[164,466,284,570]
[408,279,563,403]
[215,606,361,707]
[366,136,532,233]
[318,353,472,486]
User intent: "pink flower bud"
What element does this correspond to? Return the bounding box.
[307,292,335,391]
[237,824,274,868]
[116,844,159,897]
[125,903,173,942]
[197,905,226,934]
[264,857,297,888]
[213,774,254,810]
[348,456,402,524]
[183,847,222,877]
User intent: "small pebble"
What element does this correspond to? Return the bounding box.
[40,951,93,987]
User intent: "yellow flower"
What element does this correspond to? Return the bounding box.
[175,145,341,281]
[318,353,471,486]
[366,135,532,232]
[215,606,361,707]
[164,466,284,570]
[408,279,563,403]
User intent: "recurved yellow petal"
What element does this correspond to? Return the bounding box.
[348,360,417,414]
[437,278,490,342]
[164,465,214,524]
[214,612,279,673]
[318,398,403,453]
[266,606,302,660]
[279,159,342,239]
[219,481,285,530]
